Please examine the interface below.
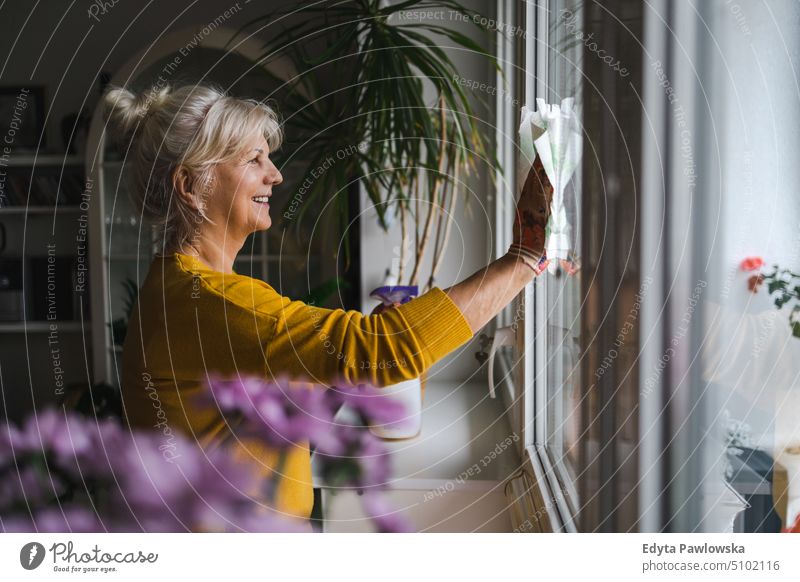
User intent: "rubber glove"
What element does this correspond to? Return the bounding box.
[507,153,553,274]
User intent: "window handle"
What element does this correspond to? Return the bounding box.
[486,326,515,399]
[474,334,491,365]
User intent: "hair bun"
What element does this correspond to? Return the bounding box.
[102,85,171,147]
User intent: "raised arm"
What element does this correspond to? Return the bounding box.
[263,155,552,387]
[445,153,554,332]
[261,286,473,387]
[443,253,539,334]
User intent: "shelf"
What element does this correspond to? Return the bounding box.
[0,321,88,333]
[0,206,84,215]
[2,154,83,167]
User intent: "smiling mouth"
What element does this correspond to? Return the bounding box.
[251,195,271,206]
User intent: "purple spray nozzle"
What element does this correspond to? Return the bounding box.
[369,285,419,306]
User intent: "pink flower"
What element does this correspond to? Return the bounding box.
[740,256,765,271]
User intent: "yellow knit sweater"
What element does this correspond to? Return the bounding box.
[121,252,473,519]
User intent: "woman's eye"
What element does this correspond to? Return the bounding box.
[248,157,260,165]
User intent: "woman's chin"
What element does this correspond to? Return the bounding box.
[250,213,271,231]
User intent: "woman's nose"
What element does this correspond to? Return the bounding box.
[265,162,282,186]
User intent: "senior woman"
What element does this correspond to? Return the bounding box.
[107,84,552,521]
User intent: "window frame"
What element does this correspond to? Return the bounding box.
[494,0,581,532]
[528,0,581,533]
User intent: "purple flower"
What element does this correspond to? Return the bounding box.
[0,464,67,512]
[361,492,414,533]
[13,409,112,479]
[206,376,339,453]
[0,406,309,533]
[103,430,267,532]
[0,422,22,466]
[18,409,93,459]
[326,383,407,426]
[317,426,391,489]
[108,432,197,509]
[3,507,102,533]
[2,375,410,533]
[199,503,311,533]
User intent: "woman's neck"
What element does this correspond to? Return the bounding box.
[169,234,242,274]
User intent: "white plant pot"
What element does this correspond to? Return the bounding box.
[368,376,422,440]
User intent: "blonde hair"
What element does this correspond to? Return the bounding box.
[102,84,283,251]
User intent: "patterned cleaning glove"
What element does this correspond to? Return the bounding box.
[508,153,553,274]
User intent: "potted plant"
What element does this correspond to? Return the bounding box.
[231,1,499,437]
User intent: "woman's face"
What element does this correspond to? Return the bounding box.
[201,134,283,245]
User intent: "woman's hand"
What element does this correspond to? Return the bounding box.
[507,154,553,274]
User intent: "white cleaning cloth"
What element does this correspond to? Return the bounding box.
[518,98,583,272]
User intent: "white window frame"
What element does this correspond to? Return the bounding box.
[493,0,580,532]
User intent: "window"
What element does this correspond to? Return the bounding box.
[500,0,800,533]
[493,0,584,532]
[528,0,584,532]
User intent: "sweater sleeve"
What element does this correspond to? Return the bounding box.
[259,286,474,386]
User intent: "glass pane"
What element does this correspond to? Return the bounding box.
[267,155,328,256]
[543,0,584,509]
[690,1,800,533]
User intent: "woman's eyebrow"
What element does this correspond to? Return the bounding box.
[241,147,264,161]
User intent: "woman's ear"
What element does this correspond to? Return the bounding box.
[172,166,201,211]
